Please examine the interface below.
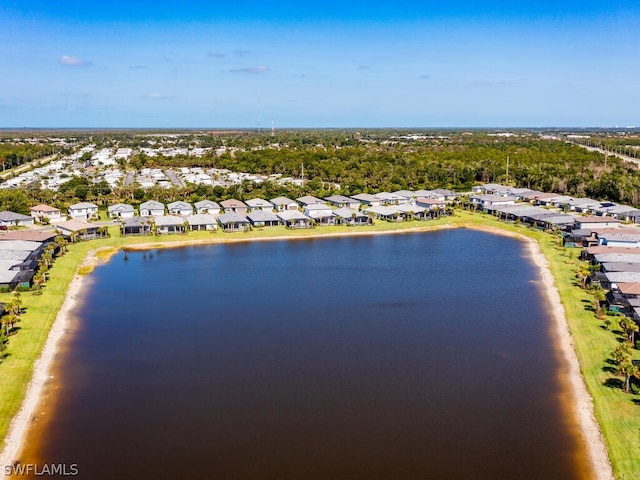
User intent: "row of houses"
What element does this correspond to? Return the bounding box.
[471,184,640,222]
[0,231,57,290]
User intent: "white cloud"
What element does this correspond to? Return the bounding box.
[59,55,92,67]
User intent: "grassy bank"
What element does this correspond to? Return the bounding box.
[1,211,638,477]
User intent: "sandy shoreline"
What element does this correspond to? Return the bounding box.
[0,224,614,479]
[0,267,89,474]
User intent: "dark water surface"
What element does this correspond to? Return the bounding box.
[20,230,590,479]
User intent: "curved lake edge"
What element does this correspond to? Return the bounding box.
[0,221,614,480]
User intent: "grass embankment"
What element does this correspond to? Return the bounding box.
[1,211,639,478]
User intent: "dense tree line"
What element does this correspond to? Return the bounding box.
[5,131,640,210]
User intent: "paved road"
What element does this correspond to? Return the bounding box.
[164,169,184,187]
[0,154,59,180]
[124,172,135,186]
[571,142,640,167]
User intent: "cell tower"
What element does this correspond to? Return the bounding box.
[271,119,275,137]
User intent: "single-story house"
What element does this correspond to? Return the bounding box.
[68,202,98,220]
[375,192,409,205]
[396,204,429,220]
[470,194,517,209]
[325,195,361,210]
[154,215,186,234]
[187,214,218,231]
[247,210,281,227]
[350,193,381,207]
[0,211,35,227]
[56,219,100,239]
[121,216,153,236]
[139,200,165,217]
[217,212,250,232]
[574,216,621,230]
[220,199,249,214]
[246,198,274,212]
[277,210,313,229]
[194,200,221,216]
[430,189,458,201]
[362,205,404,222]
[333,207,372,226]
[30,204,64,223]
[107,203,135,219]
[167,201,194,217]
[597,231,640,248]
[416,197,447,211]
[270,196,299,212]
[296,195,326,207]
[303,204,336,225]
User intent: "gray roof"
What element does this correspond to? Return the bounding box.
[602,263,640,273]
[122,216,153,227]
[108,203,135,213]
[392,190,416,199]
[154,215,185,227]
[167,201,193,209]
[350,193,379,203]
[325,194,357,203]
[247,210,280,222]
[217,212,249,224]
[69,202,98,210]
[0,250,30,261]
[296,195,325,205]
[194,200,220,209]
[0,211,32,222]
[600,233,640,243]
[0,240,43,251]
[245,198,273,208]
[604,271,640,283]
[140,200,165,210]
[187,214,217,225]
[363,205,401,216]
[333,207,367,219]
[277,210,310,221]
[594,253,640,264]
[270,196,296,206]
[0,269,18,285]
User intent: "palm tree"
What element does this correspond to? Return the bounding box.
[619,317,640,344]
[591,286,606,316]
[0,328,8,359]
[617,359,640,393]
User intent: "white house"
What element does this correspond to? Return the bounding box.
[194,200,221,216]
[139,200,165,217]
[68,202,98,220]
[107,203,135,219]
[246,198,274,212]
[167,201,194,217]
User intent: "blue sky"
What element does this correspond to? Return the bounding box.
[1,1,639,128]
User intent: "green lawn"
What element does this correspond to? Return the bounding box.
[1,211,638,478]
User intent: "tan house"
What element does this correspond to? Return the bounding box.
[30,204,64,223]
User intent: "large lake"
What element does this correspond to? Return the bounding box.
[19,229,591,479]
